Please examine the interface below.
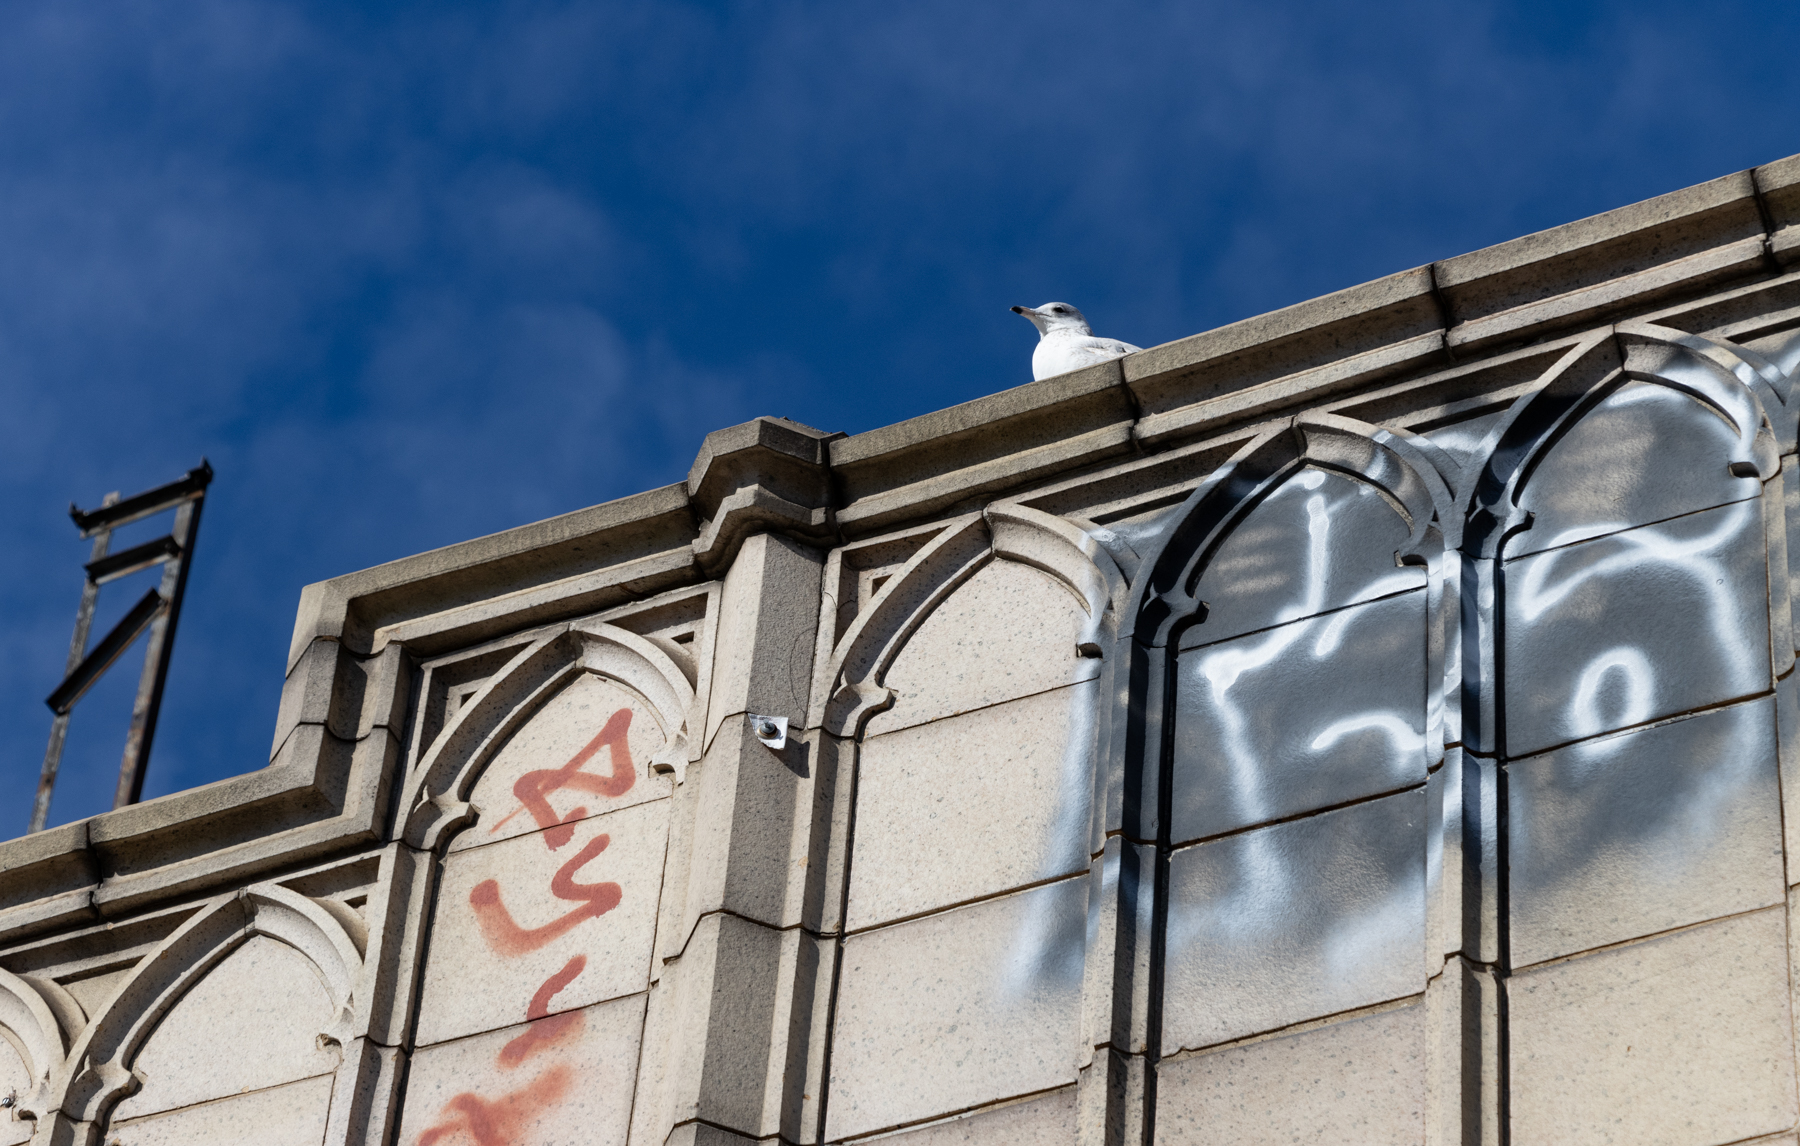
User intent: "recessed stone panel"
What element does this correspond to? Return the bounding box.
[454,672,672,854]
[418,798,668,1048]
[1510,908,1796,1146]
[848,682,1095,930]
[1187,465,1425,646]
[400,994,643,1146]
[111,934,342,1121]
[1172,591,1427,845]
[108,1074,335,1146]
[1509,697,1784,967]
[1163,789,1425,1051]
[1512,378,1762,557]
[869,1088,1076,1145]
[1156,1003,1426,1145]
[827,877,1086,1141]
[866,558,1095,737]
[1504,497,1771,757]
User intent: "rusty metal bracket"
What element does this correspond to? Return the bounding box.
[29,461,212,833]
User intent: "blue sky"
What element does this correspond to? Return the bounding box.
[3,0,1797,831]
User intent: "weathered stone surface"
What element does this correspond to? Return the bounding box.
[111,934,341,1121]
[871,1087,1077,1144]
[108,1073,335,1146]
[827,877,1086,1140]
[865,557,1095,737]
[399,994,644,1146]
[0,1038,31,1146]
[849,681,1095,930]
[417,798,668,1047]
[1509,908,1796,1146]
[1156,1004,1427,1145]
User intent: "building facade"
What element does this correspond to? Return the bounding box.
[7,156,1800,1146]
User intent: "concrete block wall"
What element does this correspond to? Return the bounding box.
[8,154,1800,1146]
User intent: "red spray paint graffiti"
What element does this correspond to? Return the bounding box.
[415,707,639,1145]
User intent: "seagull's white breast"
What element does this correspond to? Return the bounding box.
[1032,331,1142,381]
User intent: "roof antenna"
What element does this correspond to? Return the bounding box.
[29,461,213,832]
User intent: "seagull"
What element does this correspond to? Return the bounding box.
[1012,302,1141,381]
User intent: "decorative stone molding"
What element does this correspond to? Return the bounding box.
[1129,411,1458,648]
[809,506,1129,738]
[398,620,696,848]
[688,416,843,576]
[47,884,362,1134]
[0,968,82,1125]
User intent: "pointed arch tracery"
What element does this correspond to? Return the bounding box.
[809,505,1129,739]
[40,884,362,1135]
[399,621,696,849]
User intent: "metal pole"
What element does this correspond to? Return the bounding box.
[30,492,119,834]
[113,495,202,810]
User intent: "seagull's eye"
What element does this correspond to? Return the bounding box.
[1052,306,1065,313]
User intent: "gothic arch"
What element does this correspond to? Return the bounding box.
[45,884,363,1136]
[398,621,696,849]
[1463,325,1781,559]
[1095,411,1463,1133]
[808,506,1129,739]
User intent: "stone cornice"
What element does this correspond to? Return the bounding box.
[6,151,1800,932]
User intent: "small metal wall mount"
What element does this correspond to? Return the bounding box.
[749,713,788,750]
[29,461,212,834]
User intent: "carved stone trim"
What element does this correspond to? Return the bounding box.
[48,884,362,1132]
[809,507,1130,739]
[398,622,697,848]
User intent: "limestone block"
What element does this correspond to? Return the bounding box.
[868,1087,1077,1144]
[864,558,1096,738]
[451,672,672,854]
[1187,465,1426,646]
[702,531,825,752]
[398,993,644,1146]
[1510,907,1797,1146]
[630,912,790,1140]
[848,682,1096,930]
[1155,1003,1426,1145]
[826,876,1086,1140]
[1163,789,1425,1052]
[416,799,667,1047]
[670,713,816,945]
[1509,697,1784,967]
[1510,379,1763,559]
[107,1073,335,1146]
[111,934,342,1121]
[1505,498,1771,757]
[1172,590,1428,845]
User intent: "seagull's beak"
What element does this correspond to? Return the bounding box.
[1012,304,1048,334]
